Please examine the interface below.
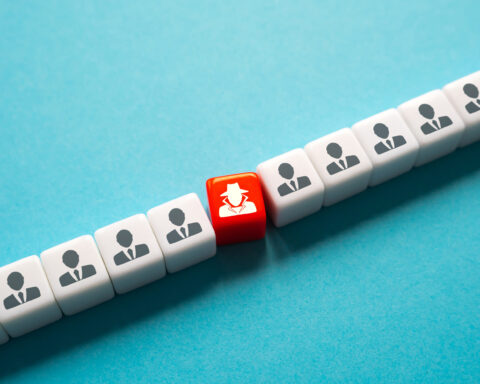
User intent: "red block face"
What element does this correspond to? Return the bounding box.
[206,172,266,245]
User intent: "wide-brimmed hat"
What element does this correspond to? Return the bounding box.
[220,182,248,196]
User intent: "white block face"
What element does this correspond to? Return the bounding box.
[40,236,114,315]
[256,149,325,227]
[305,128,373,206]
[352,109,420,186]
[0,256,62,337]
[397,90,465,166]
[148,193,216,273]
[443,71,480,147]
[95,214,166,294]
[0,324,8,344]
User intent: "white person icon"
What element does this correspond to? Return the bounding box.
[219,183,257,217]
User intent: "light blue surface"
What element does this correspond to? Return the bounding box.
[0,1,479,383]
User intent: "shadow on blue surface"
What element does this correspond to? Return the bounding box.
[0,142,479,379]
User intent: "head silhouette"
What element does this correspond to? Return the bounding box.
[278,163,294,180]
[463,83,479,99]
[419,104,435,120]
[326,143,343,159]
[62,250,80,269]
[169,208,185,226]
[7,272,24,291]
[116,229,133,248]
[373,123,390,139]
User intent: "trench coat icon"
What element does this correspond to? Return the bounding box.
[219,183,257,217]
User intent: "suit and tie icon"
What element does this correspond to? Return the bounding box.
[114,229,150,266]
[59,250,96,287]
[463,83,480,114]
[418,103,452,135]
[373,123,406,155]
[326,142,360,175]
[3,271,41,310]
[166,208,202,244]
[277,163,311,196]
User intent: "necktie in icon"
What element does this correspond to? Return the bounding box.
[180,227,187,238]
[74,269,80,281]
[128,248,134,260]
[339,159,346,169]
[18,291,24,303]
[432,120,440,130]
[386,139,393,149]
[290,180,297,191]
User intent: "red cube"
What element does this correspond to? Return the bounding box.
[206,172,267,245]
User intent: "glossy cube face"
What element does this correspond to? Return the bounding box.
[0,256,62,337]
[352,109,420,186]
[443,71,480,147]
[397,90,465,166]
[206,172,266,245]
[257,149,325,227]
[148,193,216,273]
[40,235,114,316]
[305,128,373,206]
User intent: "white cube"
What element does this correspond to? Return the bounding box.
[352,108,420,186]
[0,324,8,344]
[40,235,115,315]
[95,214,166,294]
[0,256,62,337]
[148,193,216,273]
[397,90,465,166]
[305,128,373,206]
[443,71,480,147]
[256,149,325,226]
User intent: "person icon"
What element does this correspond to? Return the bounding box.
[373,123,406,155]
[114,229,150,266]
[3,271,40,310]
[59,250,96,287]
[166,208,202,244]
[219,183,257,217]
[326,142,360,175]
[419,103,452,135]
[463,83,480,114]
[277,163,311,196]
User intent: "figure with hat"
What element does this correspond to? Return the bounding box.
[219,183,257,217]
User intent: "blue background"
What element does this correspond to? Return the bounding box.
[0,1,479,382]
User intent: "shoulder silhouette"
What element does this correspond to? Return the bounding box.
[3,294,20,310]
[59,272,76,287]
[134,244,149,258]
[345,155,359,167]
[327,162,343,175]
[167,230,183,244]
[466,101,480,114]
[114,251,131,266]
[187,222,202,237]
[81,264,96,279]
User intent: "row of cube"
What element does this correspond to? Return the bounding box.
[0,71,479,344]
[258,71,480,226]
[0,193,216,339]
